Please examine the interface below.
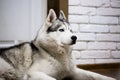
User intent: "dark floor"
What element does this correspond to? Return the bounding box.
[92,68,120,80]
[77,63,120,80]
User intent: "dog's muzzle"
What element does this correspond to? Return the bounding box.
[71,35,77,45]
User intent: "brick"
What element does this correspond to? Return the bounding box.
[69,6,96,15]
[111,51,120,58]
[69,0,80,5]
[76,33,95,41]
[117,43,120,49]
[80,50,110,58]
[74,59,95,65]
[68,0,120,64]
[95,59,120,64]
[88,42,116,50]
[79,0,110,7]
[69,15,89,23]
[110,25,120,33]
[111,0,120,8]
[90,16,118,24]
[69,6,79,14]
[70,24,79,32]
[119,17,120,24]
[72,51,81,59]
[97,8,120,16]
[79,24,109,33]
[73,42,87,50]
[96,34,120,41]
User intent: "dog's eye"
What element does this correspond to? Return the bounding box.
[59,29,64,32]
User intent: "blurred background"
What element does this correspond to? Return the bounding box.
[0,0,120,79]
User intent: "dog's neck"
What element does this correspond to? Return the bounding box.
[32,40,74,70]
[33,40,72,59]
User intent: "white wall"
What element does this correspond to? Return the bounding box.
[0,0,47,41]
[69,0,120,64]
[0,0,47,46]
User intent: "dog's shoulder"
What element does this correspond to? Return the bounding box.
[0,42,39,68]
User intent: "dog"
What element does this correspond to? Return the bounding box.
[0,9,116,80]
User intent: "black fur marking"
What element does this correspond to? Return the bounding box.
[0,52,15,67]
[30,42,39,51]
[58,18,69,24]
[47,27,56,33]
[62,76,73,80]
[47,24,61,33]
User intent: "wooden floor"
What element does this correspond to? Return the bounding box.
[77,63,120,80]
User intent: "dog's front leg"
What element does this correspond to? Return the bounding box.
[73,67,116,80]
[27,72,56,80]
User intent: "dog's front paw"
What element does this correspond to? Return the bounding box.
[98,76,116,80]
[44,77,56,80]
[104,78,116,80]
[49,78,56,80]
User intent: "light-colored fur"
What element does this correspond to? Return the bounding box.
[27,9,116,80]
[0,9,116,80]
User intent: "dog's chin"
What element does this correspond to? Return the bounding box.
[61,41,76,46]
[71,40,76,45]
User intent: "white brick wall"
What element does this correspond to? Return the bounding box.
[73,42,87,50]
[80,50,110,58]
[69,15,89,23]
[110,25,120,33]
[111,0,120,8]
[79,0,110,7]
[70,24,79,32]
[76,33,95,41]
[88,42,116,50]
[117,43,120,49]
[69,0,120,64]
[69,6,96,15]
[90,16,118,24]
[111,51,120,58]
[96,34,120,41]
[80,24,109,33]
[97,8,120,16]
[95,59,120,64]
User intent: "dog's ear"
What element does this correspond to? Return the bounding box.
[47,9,57,23]
[59,10,66,20]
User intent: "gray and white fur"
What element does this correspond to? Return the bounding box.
[0,9,116,80]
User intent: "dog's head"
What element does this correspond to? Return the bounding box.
[35,9,77,47]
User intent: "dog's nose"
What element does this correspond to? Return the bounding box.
[71,35,77,44]
[71,35,77,41]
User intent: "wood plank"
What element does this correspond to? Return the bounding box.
[77,63,120,70]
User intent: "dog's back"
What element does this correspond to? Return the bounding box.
[0,42,37,80]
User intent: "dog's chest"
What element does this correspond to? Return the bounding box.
[29,55,73,78]
[45,57,73,79]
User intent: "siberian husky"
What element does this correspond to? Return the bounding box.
[0,9,116,80]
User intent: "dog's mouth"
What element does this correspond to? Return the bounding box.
[71,40,76,45]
